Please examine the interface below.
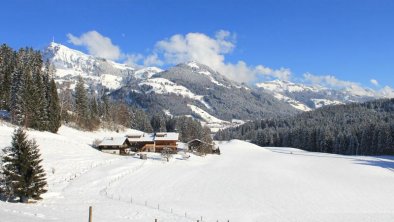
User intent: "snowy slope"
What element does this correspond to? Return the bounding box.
[272,92,312,111]
[187,104,237,132]
[256,79,322,93]
[43,42,136,91]
[256,79,393,110]
[139,78,204,101]
[1,123,394,222]
[311,98,344,109]
[134,67,163,79]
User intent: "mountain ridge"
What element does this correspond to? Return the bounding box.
[43,42,393,131]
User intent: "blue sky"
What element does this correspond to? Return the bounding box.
[1,0,394,90]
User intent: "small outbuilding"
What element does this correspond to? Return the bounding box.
[187,139,220,155]
[98,137,131,155]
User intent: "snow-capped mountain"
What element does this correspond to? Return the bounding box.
[45,42,392,126]
[256,79,393,111]
[112,61,298,130]
[43,43,297,131]
[134,67,164,79]
[43,42,135,90]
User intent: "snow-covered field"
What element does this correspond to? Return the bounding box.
[1,123,394,221]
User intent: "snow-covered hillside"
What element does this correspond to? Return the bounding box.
[256,79,394,110]
[271,92,312,111]
[187,104,237,132]
[43,43,298,130]
[256,79,322,93]
[139,78,205,101]
[43,42,135,91]
[1,123,394,222]
[134,67,163,79]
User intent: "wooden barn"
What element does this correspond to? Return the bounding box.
[187,139,220,155]
[98,137,131,155]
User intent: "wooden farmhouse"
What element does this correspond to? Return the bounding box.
[127,132,179,153]
[126,133,155,152]
[97,137,131,155]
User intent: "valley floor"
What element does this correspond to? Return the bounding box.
[1,124,394,222]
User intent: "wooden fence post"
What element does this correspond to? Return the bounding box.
[88,206,92,222]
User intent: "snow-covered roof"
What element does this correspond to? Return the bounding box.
[154,132,179,141]
[126,132,144,138]
[127,133,155,142]
[99,137,128,146]
[187,139,214,146]
[126,132,179,142]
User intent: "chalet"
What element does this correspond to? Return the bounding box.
[127,133,155,152]
[154,132,179,153]
[98,137,131,155]
[187,139,220,155]
[127,132,179,153]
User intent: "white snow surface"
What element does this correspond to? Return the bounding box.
[187,104,227,124]
[186,61,200,69]
[1,123,394,221]
[139,78,203,100]
[273,93,312,111]
[311,99,344,109]
[139,78,212,110]
[100,74,123,90]
[134,67,163,79]
[256,79,322,93]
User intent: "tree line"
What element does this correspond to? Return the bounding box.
[0,44,61,133]
[215,99,394,155]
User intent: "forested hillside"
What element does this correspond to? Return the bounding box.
[215,99,394,155]
[0,44,61,132]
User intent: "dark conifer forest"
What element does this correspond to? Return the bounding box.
[215,99,394,155]
[0,44,61,132]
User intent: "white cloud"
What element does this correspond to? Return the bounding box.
[134,30,291,83]
[256,65,292,81]
[143,53,163,67]
[125,54,144,67]
[303,72,360,88]
[67,31,121,60]
[379,86,394,98]
[302,72,394,98]
[370,79,379,86]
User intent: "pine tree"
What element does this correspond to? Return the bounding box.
[132,108,152,132]
[31,56,48,130]
[0,44,15,110]
[150,115,162,132]
[165,117,177,132]
[10,59,25,125]
[47,78,61,133]
[2,128,47,202]
[74,76,89,128]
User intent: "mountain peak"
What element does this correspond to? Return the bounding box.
[186,61,200,69]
